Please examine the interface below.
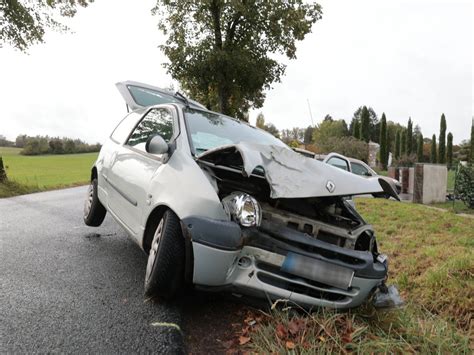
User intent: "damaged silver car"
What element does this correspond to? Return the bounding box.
[83,81,399,309]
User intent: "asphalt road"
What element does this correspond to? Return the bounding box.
[1,187,185,353]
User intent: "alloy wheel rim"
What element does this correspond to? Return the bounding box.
[145,219,164,283]
[84,183,94,218]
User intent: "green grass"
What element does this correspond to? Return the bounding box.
[0,147,97,197]
[431,200,474,215]
[242,199,473,353]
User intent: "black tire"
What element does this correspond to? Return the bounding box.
[83,178,107,227]
[144,210,185,299]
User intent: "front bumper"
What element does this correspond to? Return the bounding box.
[182,216,387,309]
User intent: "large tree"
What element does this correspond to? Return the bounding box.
[352,119,361,140]
[154,0,322,119]
[0,0,94,51]
[406,117,413,155]
[417,133,424,162]
[401,130,407,156]
[379,113,387,169]
[438,113,446,163]
[304,126,314,144]
[447,132,453,169]
[359,106,370,143]
[352,106,379,142]
[312,119,348,147]
[431,134,437,163]
[395,130,401,159]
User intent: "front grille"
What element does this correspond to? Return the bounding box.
[256,261,355,302]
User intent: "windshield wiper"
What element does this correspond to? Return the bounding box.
[174,92,190,108]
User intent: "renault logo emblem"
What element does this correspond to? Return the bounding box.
[326,180,335,193]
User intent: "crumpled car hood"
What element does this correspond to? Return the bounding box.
[197,142,398,199]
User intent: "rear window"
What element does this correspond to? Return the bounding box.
[127,85,181,107]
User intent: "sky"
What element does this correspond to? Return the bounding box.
[1,0,472,144]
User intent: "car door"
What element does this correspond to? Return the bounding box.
[106,106,178,238]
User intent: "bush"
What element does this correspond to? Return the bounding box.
[315,136,368,161]
[455,164,474,208]
[393,153,417,167]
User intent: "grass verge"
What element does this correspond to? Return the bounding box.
[431,200,474,215]
[238,198,473,353]
[0,147,97,197]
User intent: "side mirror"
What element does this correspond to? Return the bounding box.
[145,135,169,155]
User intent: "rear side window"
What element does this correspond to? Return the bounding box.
[127,85,180,107]
[110,112,141,144]
[126,108,175,151]
[327,156,349,171]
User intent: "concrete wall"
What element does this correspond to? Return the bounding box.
[422,164,447,204]
[413,163,447,204]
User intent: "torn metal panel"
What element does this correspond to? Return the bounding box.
[197,142,395,199]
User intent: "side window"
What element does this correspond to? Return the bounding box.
[351,162,370,176]
[327,156,349,171]
[110,112,141,144]
[126,108,174,151]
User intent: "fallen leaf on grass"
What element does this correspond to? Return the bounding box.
[276,324,287,339]
[286,341,296,349]
[239,336,251,345]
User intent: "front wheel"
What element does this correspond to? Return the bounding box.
[144,210,185,299]
[83,178,107,226]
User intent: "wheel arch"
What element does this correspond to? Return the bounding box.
[90,166,98,181]
[142,204,194,285]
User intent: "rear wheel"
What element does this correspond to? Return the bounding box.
[83,178,107,226]
[144,210,185,299]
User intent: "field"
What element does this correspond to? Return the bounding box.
[0,147,97,197]
[238,199,473,353]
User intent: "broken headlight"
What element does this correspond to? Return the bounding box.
[222,192,262,227]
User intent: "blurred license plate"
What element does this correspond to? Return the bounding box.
[281,253,354,290]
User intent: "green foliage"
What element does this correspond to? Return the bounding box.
[400,129,406,156]
[352,119,360,139]
[17,135,101,156]
[455,164,474,208]
[288,140,299,148]
[0,0,94,51]
[255,112,265,129]
[303,125,314,144]
[312,119,349,148]
[438,113,446,164]
[359,106,370,143]
[395,130,401,159]
[379,113,387,168]
[387,121,404,159]
[352,106,379,142]
[154,0,322,118]
[406,117,413,155]
[254,113,280,138]
[431,134,437,163]
[417,133,424,162]
[447,132,453,169]
[0,135,14,147]
[394,153,417,168]
[316,136,368,161]
[470,120,474,165]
